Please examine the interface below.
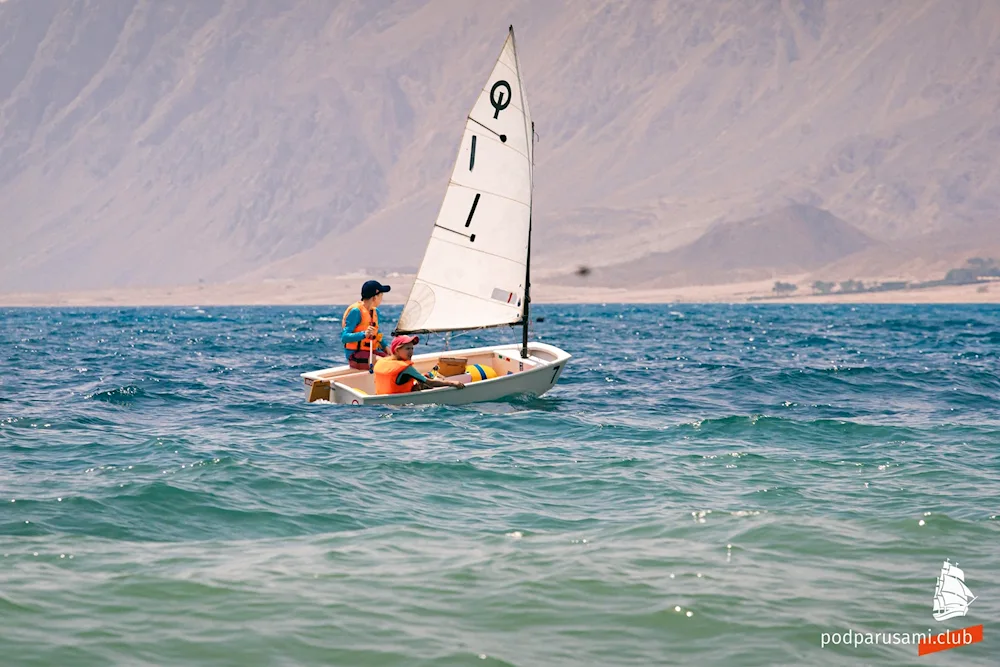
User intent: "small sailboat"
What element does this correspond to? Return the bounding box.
[932,560,977,621]
[301,26,571,406]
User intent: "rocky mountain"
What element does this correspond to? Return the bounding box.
[1,0,998,293]
[556,204,875,287]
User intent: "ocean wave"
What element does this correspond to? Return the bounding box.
[85,385,145,404]
[3,304,999,666]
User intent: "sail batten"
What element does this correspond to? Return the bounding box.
[428,244,527,265]
[445,182,531,207]
[397,28,533,335]
[413,276,523,303]
[428,233,528,264]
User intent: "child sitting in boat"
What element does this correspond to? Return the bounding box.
[374,335,465,394]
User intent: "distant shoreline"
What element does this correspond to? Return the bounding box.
[1,276,996,307]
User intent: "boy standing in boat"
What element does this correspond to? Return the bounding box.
[340,280,391,369]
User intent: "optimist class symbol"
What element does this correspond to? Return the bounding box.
[490,80,511,119]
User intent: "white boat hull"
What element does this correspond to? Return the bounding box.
[301,342,570,406]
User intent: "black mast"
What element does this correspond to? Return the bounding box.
[521,120,534,359]
[521,222,531,358]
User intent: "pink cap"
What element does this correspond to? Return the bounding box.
[390,334,419,354]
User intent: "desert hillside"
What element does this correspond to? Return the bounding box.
[2,0,999,294]
[556,204,876,287]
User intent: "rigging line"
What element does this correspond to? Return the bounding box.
[445,327,486,339]
[433,224,474,241]
[464,118,529,158]
[429,324,495,342]
[467,117,503,139]
[465,114,527,146]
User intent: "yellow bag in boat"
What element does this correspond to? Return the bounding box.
[465,364,498,382]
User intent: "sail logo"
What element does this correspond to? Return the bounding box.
[489,80,511,118]
[932,559,976,621]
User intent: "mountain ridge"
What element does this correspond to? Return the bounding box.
[2,0,998,292]
[551,204,878,288]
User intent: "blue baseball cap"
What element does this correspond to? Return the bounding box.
[361,280,391,299]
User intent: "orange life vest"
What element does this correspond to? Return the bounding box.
[374,358,417,394]
[342,301,382,352]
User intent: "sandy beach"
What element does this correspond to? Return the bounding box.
[1,275,996,307]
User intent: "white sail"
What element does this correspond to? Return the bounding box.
[396,27,533,334]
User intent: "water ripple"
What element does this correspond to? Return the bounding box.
[1,304,998,666]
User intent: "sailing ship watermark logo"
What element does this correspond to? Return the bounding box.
[932,559,976,622]
[819,559,984,656]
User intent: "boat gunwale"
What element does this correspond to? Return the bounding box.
[301,342,570,402]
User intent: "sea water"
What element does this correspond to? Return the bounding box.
[1,304,997,666]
